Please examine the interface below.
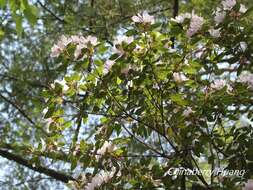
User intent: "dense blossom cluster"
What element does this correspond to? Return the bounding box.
[47,0,253,189]
[186,13,204,37]
[50,35,98,59]
[171,12,204,37]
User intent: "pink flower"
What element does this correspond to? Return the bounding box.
[186,13,204,37]
[211,79,226,90]
[238,72,253,89]
[50,44,62,57]
[222,0,236,10]
[132,11,155,24]
[214,8,226,24]
[242,179,253,190]
[103,60,116,75]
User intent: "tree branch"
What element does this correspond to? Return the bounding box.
[0,149,76,183]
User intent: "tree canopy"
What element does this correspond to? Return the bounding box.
[0,0,253,189]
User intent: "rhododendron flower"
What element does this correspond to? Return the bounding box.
[103,60,116,74]
[96,141,115,159]
[240,4,247,13]
[209,28,221,38]
[214,8,226,24]
[242,179,253,190]
[183,107,195,117]
[51,35,98,59]
[238,72,253,89]
[85,169,116,190]
[54,79,69,92]
[113,35,134,45]
[171,13,191,23]
[222,0,236,10]
[131,11,155,24]
[211,79,228,90]
[85,35,98,46]
[50,44,62,57]
[186,13,204,37]
[239,41,247,52]
[173,72,188,83]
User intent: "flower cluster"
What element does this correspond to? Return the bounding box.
[187,13,204,37]
[222,0,236,10]
[50,35,98,59]
[131,11,155,24]
[211,79,227,90]
[210,79,232,92]
[171,13,191,23]
[214,0,247,24]
[173,72,188,83]
[52,78,69,92]
[171,12,204,37]
[96,141,115,159]
[103,60,115,75]
[112,35,134,55]
[85,169,116,190]
[238,72,253,89]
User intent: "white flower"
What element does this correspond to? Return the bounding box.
[42,107,48,115]
[214,8,226,24]
[183,107,195,117]
[96,141,115,158]
[54,79,69,92]
[134,44,145,53]
[131,11,155,24]
[240,4,247,13]
[222,0,236,10]
[50,44,62,58]
[238,72,253,89]
[209,28,221,38]
[57,35,72,48]
[70,35,81,44]
[242,179,253,190]
[85,35,98,46]
[103,60,115,74]
[240,41,247,52]
[173,72,188,83]
[186,13,204,37]
[85,169,116,190]
[210,79,226,90]
[171,13,191,23]
[50,35,98,59]
[113,35,134,45]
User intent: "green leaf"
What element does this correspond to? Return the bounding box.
[13,15,23,36]
[170,94,188,106]
[23,5,38,26]
[0,0,6,8]
[0,29,4,38]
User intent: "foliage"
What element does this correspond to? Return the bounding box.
[0,0,253,190]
